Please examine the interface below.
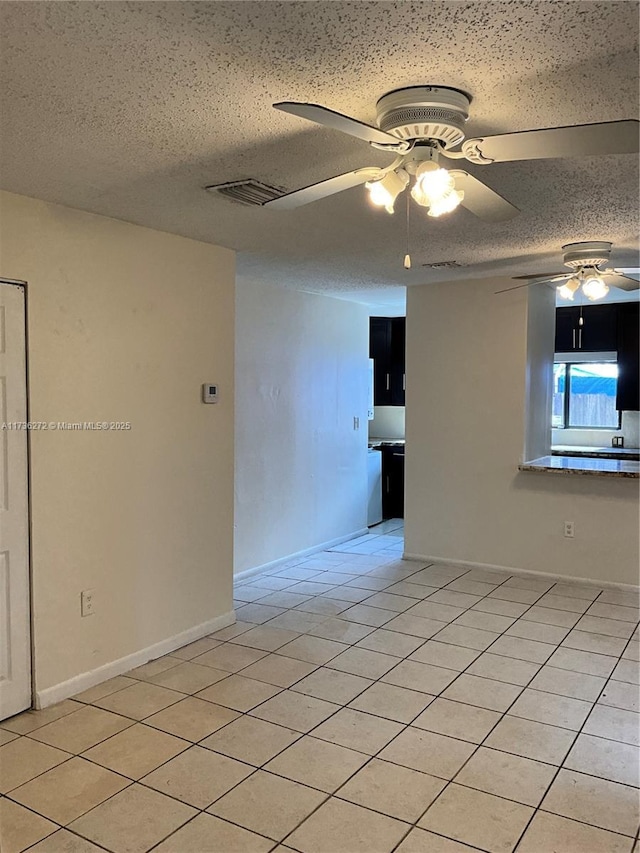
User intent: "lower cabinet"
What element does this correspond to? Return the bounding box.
[381,445,404,519]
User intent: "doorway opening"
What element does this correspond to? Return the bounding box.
[331,519,404,558]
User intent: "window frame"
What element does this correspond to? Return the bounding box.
[553,355,621,431]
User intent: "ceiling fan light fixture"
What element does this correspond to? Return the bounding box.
[365,169,409,213]
[582,271,609,301]
[557,275,581,300]
[411,162,464,217]
[427,188,465,218]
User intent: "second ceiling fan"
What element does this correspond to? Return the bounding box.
[502,241,640,300]
[265,86,639,223]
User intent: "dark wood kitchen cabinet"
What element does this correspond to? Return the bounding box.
[370,317,406,406]
[616,302,639,412]
[555,303,639,411]
[370,318,392,406]
[555,305,618,353]
[381,445,404,519]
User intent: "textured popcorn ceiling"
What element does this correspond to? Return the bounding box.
[0,1,638,305]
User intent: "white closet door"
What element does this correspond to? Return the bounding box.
[0,282,31,720]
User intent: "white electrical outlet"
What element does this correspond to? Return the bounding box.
[564,521,575,539]
[81,589,96,617]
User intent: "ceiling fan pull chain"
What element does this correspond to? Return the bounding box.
[404,191,411,269]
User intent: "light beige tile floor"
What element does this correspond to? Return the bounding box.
[1,519,639,853]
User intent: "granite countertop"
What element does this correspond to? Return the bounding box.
[552,445,640,461]
[368,438,406,448]
[520,455,640,478]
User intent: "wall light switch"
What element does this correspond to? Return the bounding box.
[353,416,360,431]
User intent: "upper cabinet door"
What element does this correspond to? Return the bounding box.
[370,317,393,406]
[555,305,618,353]
[370,317,406,407]
[555,306,580,352]
[616,302,639,412]
[581,305,618,352]
[390,318,406,406]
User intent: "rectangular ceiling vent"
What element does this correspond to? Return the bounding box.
[421,260,466,269]
[205,180,285,206]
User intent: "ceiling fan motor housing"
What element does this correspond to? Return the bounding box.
[376,86,470,148]
[562,241,612,269]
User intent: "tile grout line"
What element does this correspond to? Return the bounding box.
[228,561,560,851]
[11,726,293,853]
[17,624,637,853]
[5,539,639,853]
[263,557,639,847]
[375,572,572,848]
[0,579,630,817]
[48,558,512,850]
[2,652,636,820]
[12,566,635,827]
[418,581,639,847]
[510,601,640,851]
[272,563,636,848]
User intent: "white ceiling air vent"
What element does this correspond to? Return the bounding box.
[421,261,465,269]
[205,180,285,206]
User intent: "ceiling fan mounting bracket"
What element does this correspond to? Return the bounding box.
[562,241,612,269]
[375,86,470,148]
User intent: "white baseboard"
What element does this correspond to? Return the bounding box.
[35,609,236,710]
[234,528,369,582]
[403,553,640,592]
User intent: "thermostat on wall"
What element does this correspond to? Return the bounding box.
[202,383,218,403]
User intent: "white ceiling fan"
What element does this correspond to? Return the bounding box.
[265,86,639,223]
[497,241,640,300]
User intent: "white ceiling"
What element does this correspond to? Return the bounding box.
[1,1,638,310]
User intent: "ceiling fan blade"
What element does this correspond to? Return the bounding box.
[495,274,570,294]
[603,272,640,292]
[495,282,539,294]
[450,170,519,222]
[265,168,382,210]
[535,274,572,284]
[512,272,565,280]
[274,102,405,147]
[465,119,639,163]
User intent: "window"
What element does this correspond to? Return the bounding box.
[553,360,620,429]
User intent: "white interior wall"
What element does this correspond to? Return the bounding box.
[405,277,639,586]
[369,406,406,439]
[234,279,369,575]
[524,284,555,461]
[0,191,236,700]
[553,411,640,448]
